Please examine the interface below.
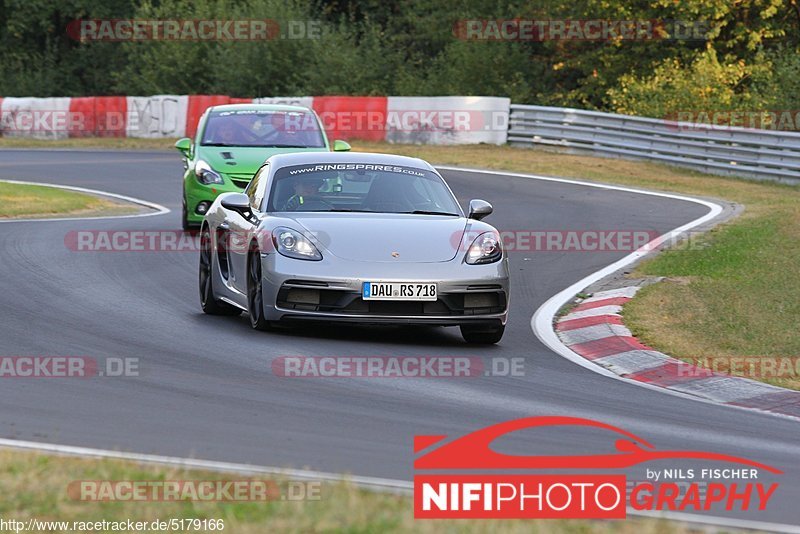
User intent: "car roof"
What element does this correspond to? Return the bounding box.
[208,103,312,113]
[265,151,436,171]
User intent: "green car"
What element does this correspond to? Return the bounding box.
[175,104,350,229]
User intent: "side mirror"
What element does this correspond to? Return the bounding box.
[468,199,493,221]
[175,137,192,157]
[220,193,253,219]
[333,139,351,152]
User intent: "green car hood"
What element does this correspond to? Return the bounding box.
[197,146,329,178]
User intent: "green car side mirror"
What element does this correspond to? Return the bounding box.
[333,140,351,152]
[175,137,192,157]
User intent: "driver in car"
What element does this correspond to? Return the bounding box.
[214,122,241,145]
[284,177,324,211]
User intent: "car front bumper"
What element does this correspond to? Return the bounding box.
[185,174,248,224]
[260,252,510,326]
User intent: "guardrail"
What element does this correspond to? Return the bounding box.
[508,105,800,184]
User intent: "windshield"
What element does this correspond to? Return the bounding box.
[200,109,326,148]
[267,163,462,215]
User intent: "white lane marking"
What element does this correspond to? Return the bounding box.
[0,179,170,223]
[437,165,800,422]
[0,438,411,494]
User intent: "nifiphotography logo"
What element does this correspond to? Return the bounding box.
[413,417,781,519]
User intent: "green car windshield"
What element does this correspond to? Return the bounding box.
[267,163,462,216]
[201,109,326,148]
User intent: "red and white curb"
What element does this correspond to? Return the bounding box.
[557,286,800,419]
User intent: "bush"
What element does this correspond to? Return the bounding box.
[607,48,774,118]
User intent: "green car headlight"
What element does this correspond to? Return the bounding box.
[195,160,224,185]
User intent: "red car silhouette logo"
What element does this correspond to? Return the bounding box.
[414,416,781,473]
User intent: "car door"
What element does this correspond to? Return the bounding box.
[228,164,268,294]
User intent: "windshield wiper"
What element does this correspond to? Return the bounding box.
[409,210,460,216]
[310,209,373,213]
[201,143,315,148]
[261,144,313,148]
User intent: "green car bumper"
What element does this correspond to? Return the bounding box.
[184,171,249,226]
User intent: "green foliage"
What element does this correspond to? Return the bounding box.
[758,48,800,109]
[0,0,138,95]
[394,41,540,102]
[608,49,772,116]
[0,0,798,122]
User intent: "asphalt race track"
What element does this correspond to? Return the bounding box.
[0,150,798,527]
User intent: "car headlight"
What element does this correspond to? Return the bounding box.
[272,227,323,261]
[465,231,502,265]
[195,160,224,185]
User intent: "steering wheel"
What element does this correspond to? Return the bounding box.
[222,121,260,144]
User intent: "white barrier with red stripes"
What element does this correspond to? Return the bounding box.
[386,96,509,145]
[0,95,510,145]
[126,95,188,138]
[0,97,73,140]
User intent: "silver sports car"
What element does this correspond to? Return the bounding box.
[198,151,509,343]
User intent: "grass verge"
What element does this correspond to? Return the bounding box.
[0,137,175,150]
[0,448,684,533]
[0,182,139,219]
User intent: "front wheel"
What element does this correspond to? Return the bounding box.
[199,228,241,316]
[247,248,272,331]
[460,323,505,344]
